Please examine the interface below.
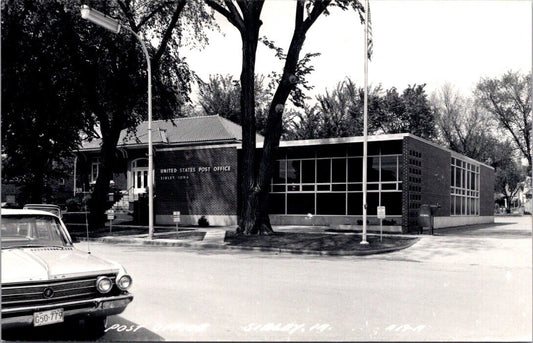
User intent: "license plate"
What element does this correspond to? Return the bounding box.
[33,308,64,327]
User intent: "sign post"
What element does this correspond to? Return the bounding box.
[377,206,386,242]
[173,211,181,231]
[106,209,115,233]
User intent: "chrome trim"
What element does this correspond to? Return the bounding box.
[1,294,133,315]
[3,291,97,306]
[95,276,113,294]
[2,294,133,329]
[116,275,132,291]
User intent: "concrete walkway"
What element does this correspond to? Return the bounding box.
[83,215,532,259]
[368,216,532,268]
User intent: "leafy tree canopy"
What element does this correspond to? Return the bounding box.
[476,71,532,170]
[287,79,436,140]
[1,0,215,224]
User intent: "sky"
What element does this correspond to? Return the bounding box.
[183,0,532,100]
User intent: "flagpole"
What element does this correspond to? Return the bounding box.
[361,0,369,245]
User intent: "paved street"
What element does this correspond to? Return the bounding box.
[3,216,531,341]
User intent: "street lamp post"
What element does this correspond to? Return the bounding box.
[81,5,155,240]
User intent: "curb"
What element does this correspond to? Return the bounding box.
[81,235,421,256]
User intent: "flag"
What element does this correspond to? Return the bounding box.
[367,2,373,61]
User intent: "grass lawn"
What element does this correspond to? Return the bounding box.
[224,231,419,254]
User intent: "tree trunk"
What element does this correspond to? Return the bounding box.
[88,130,121,230]
[27,173,45,204]
[237,19,261,235]
[253,30,307,234]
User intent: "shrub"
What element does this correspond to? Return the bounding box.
[65,197,83,212]
[198,216,210,227]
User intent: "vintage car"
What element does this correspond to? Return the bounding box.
[1,208,133,333]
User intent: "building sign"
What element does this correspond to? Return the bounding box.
[173,211,181,223]
[159,165,232,181]
[377,206,386,219]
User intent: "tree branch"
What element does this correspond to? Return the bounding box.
[136,2,169,29]
[116,0,138,32]
[301,0,331,33]
[206,0,245,32]
[153,0,186,66]
[295,0,304,29]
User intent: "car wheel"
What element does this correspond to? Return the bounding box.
[83,316,108,337]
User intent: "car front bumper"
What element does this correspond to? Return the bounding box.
[1,293,133,329]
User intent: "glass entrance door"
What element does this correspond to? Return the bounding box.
[131,159,149,194]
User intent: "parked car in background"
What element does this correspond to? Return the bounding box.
[22,204,63,218]
[1,209,133,335]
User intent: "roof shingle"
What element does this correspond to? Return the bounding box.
[81,115,263,150]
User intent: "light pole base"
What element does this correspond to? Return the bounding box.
[360,240,369,245]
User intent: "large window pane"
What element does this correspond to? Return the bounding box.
[381,192,402,215]
[368,157,379,182]
[348,158,362,182]
[332,159,346,182]
[381,156,397,181]
[302,160,315,183]
[450,196,454,215]
[287,193,314,214]
[316,193,346,215]
[287,160,300,184]
[273,160,286,184]
[317,159,330,183]
[367,193,379,215]
[268,193,285,214]
[348,193,363,215]
[451,166,455,187]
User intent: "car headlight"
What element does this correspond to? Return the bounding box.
[116,274,132,291]
[96,276,113,294]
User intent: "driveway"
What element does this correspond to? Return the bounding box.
[370,216,532,268]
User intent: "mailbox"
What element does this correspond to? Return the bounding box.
[418,204,440,235]
[418,205,432,227]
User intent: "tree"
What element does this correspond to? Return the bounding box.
[287,80,435,141]
[1,0,215,228]
[373,84,435,139]
[1,0,96,204]
[205,0,366,234]
[82,1,218,228]
[432,84,499,163]
[476,71,532,169]
[495,159,526,212]
[197,73,279,135]
[286,105,327,140]
[198,74,241,122]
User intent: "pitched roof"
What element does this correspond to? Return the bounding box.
[81,115,263,150]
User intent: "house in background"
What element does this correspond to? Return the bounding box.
[75,115,495,232]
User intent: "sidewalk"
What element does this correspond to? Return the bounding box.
[73,224,420,256]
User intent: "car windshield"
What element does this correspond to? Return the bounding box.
[1,215,70,249]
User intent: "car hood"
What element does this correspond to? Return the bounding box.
[1,247,121,284]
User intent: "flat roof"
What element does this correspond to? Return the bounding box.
[248,133,494,170]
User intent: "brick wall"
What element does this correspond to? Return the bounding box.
[403,137,451,231]
[155,146,238,216]
[479,164,495,216]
